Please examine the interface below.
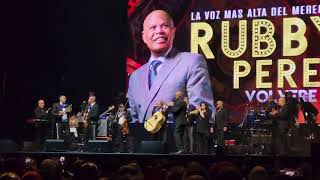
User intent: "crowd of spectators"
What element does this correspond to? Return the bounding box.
[0,155,316,180]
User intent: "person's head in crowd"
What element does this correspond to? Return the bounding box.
[0,172,20,180]
[59,95,66,104]
[145,159,169,180]
[21,171,42,180]
[24,157,37,171]
[39,159,60,180]
[73,162,99,180]
[184,175,207,180]
[209,161,242,180]
[3,158,24,176]
[182,162,208,180]
[70,159,85,176]
[248,166,268,180]
[142,10,176,58]
[37,100,45,109]
[167,166,184,180]
[117,162,144,180]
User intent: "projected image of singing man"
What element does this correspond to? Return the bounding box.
[127,10,214,126]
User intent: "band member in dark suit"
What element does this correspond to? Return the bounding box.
[85,96,99,122]
[299,97,319,139]
[83,95,99,140]
[185,97,197,153]
[34,99,50,144]
[195,102,210,154]
[79,91,95,114]
[270,97,290,155]
[51,95,72,139]
[213,100,228,148]
[285,92,299,128]
[169,91,187,154]
[113,103,132,152]
[264,96,277,118]
[34,100,50,120]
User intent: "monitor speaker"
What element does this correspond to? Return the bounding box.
[85,140,113,153]
[140,141,165,154]
[0,139,21,153]
[44,139,67,152]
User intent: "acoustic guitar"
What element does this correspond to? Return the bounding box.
[99,105,115,118]
[144,101,176,134]
[144,111,166,134]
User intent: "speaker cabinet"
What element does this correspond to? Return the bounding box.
[85,140,113,153]
[44,139,67,152]
[0,139,21,153]
[140,141,165,154]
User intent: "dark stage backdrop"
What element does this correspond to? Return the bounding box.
[127,0,320,124]
[1,0,128,140]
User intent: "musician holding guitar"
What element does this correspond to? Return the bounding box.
[113,103,132,152]
[145,91,188,153]
[149,100,169,142]
[82,95,99,141]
